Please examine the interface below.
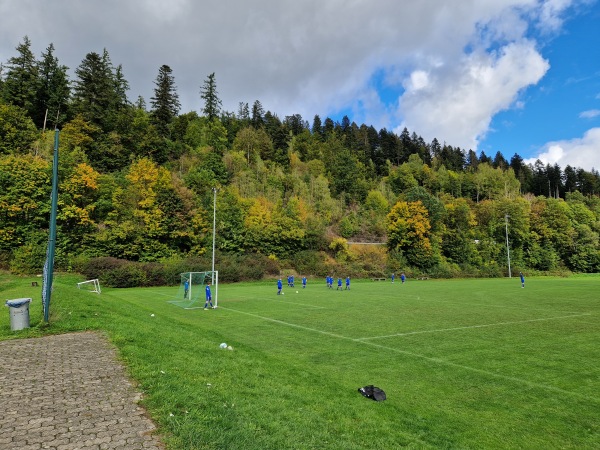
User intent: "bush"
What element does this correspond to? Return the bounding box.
[9,240,49,275]
[140,262,170,287]
[78,257,126,281]
[216,253,279,282]
[103,263,148,288]
[427,261,462,279]
[290,251,329,276]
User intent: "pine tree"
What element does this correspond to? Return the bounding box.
[2,36,39,119]
[35,43,70,128]
[251,100,264,128]
[113,63,130,110]
[237,102,249,120]
[72,49,125,131]
[311,114,323,139]
[150,64,181,138]
[200,72,221,121]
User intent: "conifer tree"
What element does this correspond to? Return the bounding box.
[72,51,118,130]
[35,43,70,128]
[2,36,39,120]
[251,100,264,128]
[150,64,181,138]
[200,72,221,121]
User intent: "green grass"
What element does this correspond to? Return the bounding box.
[1,273,599,449]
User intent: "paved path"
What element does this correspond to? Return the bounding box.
[0,332,164,450]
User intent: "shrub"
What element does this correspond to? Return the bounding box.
[9,243,46,274]
[216,253,279,282]
[290,251,328,276]
[103,263,148,288]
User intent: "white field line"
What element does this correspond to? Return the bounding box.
[218,307,357,340]
[357,313,592,341]
[444,301,584,315]
[259,297,326,309]
[357,339,599,403]
[219,306,599,403]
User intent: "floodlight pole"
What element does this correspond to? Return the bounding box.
[211,187,217,278]
[42,130,60,322]
[504,214,512,278]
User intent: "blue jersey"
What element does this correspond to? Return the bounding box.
[337,278,342,286]
[346,277,350,285]
[302,277,307,286]
[277,279,283,289]
[205,285,212,300]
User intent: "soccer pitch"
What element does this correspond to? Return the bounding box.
[2,275,599,448]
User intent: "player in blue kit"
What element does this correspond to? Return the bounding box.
[345,276,350,290]
[204,283,214,309]
[391,273,395,283]
[337,278,342,290]
[302,276,307,289]
[277,278,283,295]
[520,272,525,288]
[401,272,406,284]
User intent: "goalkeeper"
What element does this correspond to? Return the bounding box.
[204,283,214,309]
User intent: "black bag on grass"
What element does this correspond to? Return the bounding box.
[358,385,386,401]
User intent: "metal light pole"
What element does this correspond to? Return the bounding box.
[42,129,60,322]
[504,214,511,278]
[211,187,217,278]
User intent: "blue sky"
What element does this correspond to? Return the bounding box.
[478,3,600,166]
[1,0,599,171]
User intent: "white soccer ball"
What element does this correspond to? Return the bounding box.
[219,343,227,349]
[282,292,284,295]
[296,291,299,294]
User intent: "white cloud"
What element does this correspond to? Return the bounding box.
[0,0,585,154]
[579,109,600,119]
[536,0,574,32]
[524,128,600,171]
[397,41,549,150]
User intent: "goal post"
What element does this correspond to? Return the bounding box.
[169,271,218,309]
[77,279,101,294]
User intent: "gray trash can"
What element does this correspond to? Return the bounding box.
[5,298,32,331]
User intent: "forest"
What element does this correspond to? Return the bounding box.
[1,36,600,282]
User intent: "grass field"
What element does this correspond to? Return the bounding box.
[1,273,599,449]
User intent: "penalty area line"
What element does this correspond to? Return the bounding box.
[219,306,598,404]
[260,297,325,309]
[218,306,352,340]
[356,313,592,341]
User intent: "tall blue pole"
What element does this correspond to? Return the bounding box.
[42,130,59,322]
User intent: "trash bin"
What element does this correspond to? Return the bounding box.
[5,298,32,331]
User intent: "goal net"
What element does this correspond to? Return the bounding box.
[169,271,218,309]
[77,279,101,294]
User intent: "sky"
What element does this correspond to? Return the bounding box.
[1,0,599,172]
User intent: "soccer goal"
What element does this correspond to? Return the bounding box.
[169,271,218,309]
[77,279,101,294]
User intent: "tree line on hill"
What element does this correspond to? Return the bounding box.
[1,36,599,280]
